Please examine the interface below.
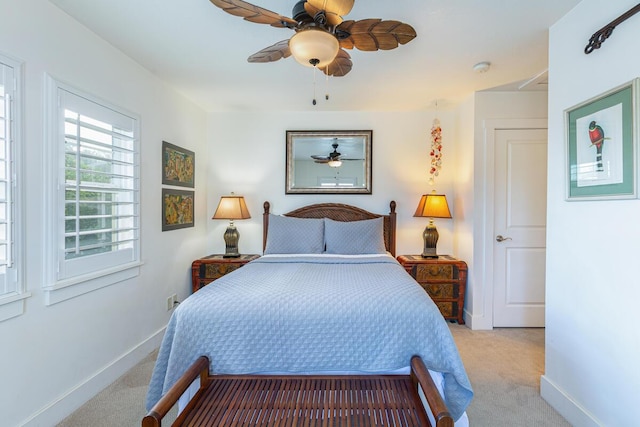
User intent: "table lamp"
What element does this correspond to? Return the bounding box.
[212,194,251,258]
[413,192,452,258]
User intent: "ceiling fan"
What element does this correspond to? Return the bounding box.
[311,141,360,167]
[209,0,417,77]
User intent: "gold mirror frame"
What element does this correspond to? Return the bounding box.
[285,130,372,194]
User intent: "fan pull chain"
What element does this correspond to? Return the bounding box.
[312,67,317,106]
[325,68,330,101]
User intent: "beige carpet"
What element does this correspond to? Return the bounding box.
[449,325,569,426]
[57,325,570,426]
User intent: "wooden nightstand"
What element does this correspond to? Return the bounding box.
[397,255,467,324]
[191,254,260,293]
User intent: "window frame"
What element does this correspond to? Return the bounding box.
[0,53,28,322]
[43,76,141,305]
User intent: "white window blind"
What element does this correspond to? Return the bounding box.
[0,60,15,296]
[54,86,140,282]
[0,53,27,320]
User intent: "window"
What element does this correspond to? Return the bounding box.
[44,78,140,304]
[0,54,27,322]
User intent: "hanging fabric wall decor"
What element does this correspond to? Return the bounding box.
[428,117,442,186]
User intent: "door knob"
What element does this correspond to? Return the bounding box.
[496,235,512,242]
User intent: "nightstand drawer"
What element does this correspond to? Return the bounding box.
[191,254,260,293]
[414,264,454,281]
[201,262,243,279]
[419,282,458,298]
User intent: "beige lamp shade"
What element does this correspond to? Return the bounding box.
[413,193,452,219]
[413,193,451,258]
[212,195,251,220]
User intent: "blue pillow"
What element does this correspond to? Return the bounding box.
[324,217,387,255]
[264,214,325,254]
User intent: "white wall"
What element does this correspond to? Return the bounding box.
[0,1,208,425]
[206,111,459,258]
[542,0,640,425]
[455,91,548,329]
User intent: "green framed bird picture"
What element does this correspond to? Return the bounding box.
[565,79,638,200]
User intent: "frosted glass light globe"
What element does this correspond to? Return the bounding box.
[290,29,339,68]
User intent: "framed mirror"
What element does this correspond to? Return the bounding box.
[286,130,372,194]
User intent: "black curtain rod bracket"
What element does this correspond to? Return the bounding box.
[585,3,640,54]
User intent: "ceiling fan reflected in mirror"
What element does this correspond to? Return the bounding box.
[208,0,417,78]
[311,141,361,168]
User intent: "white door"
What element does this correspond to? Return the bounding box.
[493,128,547,327]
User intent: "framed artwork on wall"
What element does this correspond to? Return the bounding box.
[162,140,195,187]
[162,188,194,231]
[565,79,637,200]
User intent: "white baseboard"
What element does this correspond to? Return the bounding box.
[462,309,493,330]
[20,327,166,427]
[540,375,602,427]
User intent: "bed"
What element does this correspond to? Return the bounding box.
[144,201,473,426]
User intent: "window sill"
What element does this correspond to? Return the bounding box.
[44,261,143,306]
[0,292,32,322]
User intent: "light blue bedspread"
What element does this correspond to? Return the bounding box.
[146,255,473,420]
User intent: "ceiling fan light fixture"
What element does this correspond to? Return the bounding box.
[289,28,339,68]
[327,159,342,168]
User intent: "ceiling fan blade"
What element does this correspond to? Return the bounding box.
[311,155,330,160]
[248,40,291,63]
[209,0,297,28]
[322,49,352,77]
[314,159,330,163]
[337,19,417,51]
[307,0,354,17]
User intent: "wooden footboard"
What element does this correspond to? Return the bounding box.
[142,356,453,427]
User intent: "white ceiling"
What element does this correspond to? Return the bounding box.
[50,0,580,112]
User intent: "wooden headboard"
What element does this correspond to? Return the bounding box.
[263,201,397,257]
